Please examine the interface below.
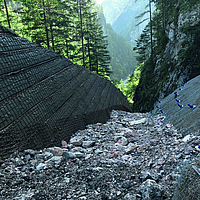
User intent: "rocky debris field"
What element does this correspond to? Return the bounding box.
[0,110,200,200]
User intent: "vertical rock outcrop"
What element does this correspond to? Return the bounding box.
[133,4,200,112]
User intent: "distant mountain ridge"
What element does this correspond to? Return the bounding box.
[101,0,150,46]
[97,6,137,81]
[101,0,130,25]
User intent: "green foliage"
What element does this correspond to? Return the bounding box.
[0,1,23,34]
[178,18,200,75]
[0,0,112,78]
[133,25,151,63]
[114,63,143,102]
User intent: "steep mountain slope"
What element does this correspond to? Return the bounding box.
[133,2,200,112]
[112,0,149,46]
[101,0,130,25]
[97,7,137,81]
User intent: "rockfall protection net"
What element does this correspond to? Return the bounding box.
[0,25,131,159]
[152,75,200,136]
[173,161,200,200]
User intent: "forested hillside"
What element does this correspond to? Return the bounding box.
[97,6,137,81]
[133,0,200,112]
[0,0,112,77]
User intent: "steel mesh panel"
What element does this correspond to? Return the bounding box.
[0,25,131,159]
[173,162,200,200]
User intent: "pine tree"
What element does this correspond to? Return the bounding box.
[0,0,112,77]
[2,0,11,28]
[19,0,48,46]
[135,0,153,54]
[133,25,151,63]
[0,0,22,31]
[88,20,112,76]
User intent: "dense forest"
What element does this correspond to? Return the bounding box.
[0,0,112,77]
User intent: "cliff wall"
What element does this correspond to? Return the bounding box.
[133,4,200,112]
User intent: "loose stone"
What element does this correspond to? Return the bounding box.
[0,110,199,200]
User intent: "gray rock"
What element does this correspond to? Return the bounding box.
[175,153,182,159]
[43,152,54,160]
[36,163,48,170]
[140,171,158,181]
[94,149,103,154]
[53,147,63,156]
[73,152,84,158]
[150,139,159,146]
[82,140,95,148]
[116,136,128,146]
[124,193,136,200]
[116,191,121,196]
[24,149,36,156]
[129,118,146,125]
[15,158,25,166]
[185,155,191,159]
[35,154,45,160]
[63,151,75,160]
[182,135,191,142]
[184,149,190,155]
[70,136,83,146]
[125,145,139,154]
[139,179,164,200]
[121,180,132,189]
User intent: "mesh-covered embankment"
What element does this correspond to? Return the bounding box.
[0,25,131,159]
[152,74,200,136]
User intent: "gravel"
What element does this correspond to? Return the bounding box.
[0,110,199,200]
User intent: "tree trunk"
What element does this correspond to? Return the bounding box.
[4,0,11,28]
[66,38,69,58]
[96,54,98,74]
[86,23,92,71]
[42,0,50,49]
[79,0,85,67]
[149,0,153,54]
[50,24,55,51]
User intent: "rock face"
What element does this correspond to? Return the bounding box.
[0,25,131,159]
[133,3,200,112]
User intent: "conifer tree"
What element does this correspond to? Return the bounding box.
[0,0,112,77]
[135,0,153,54]
[87,16,112,76]
[2,0,11,28]
[0,0,21,31]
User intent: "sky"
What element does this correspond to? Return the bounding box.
[95,0,105,4]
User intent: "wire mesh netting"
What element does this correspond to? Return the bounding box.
[0,25,131,159]
[173,161,200,200]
